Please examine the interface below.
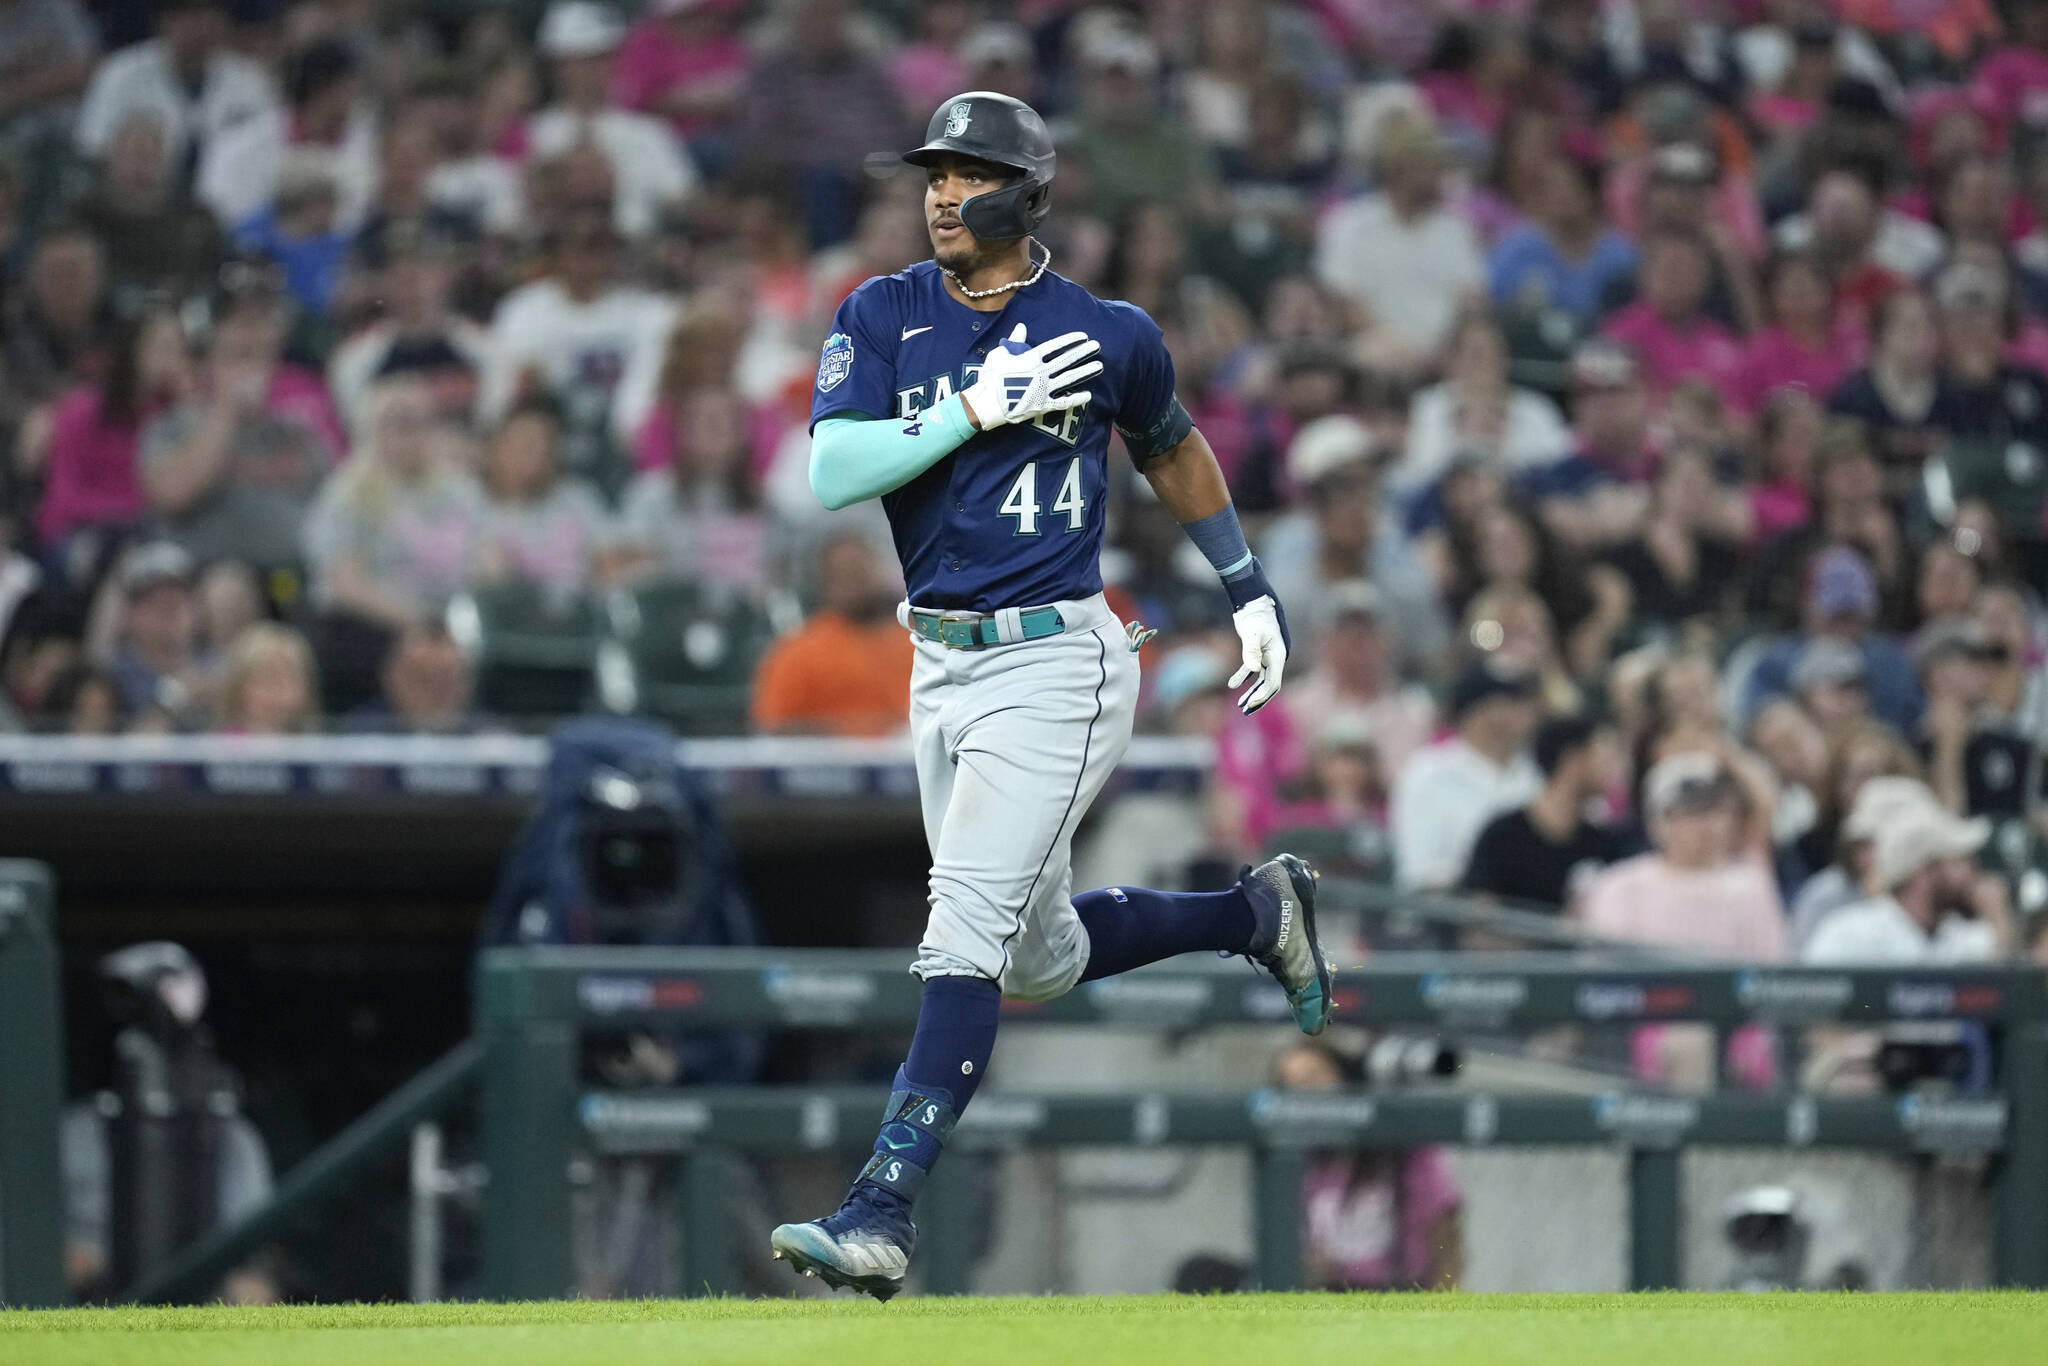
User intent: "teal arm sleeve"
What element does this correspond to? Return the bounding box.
[810,396,978,510]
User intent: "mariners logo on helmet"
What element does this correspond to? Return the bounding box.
[945,101,973,138]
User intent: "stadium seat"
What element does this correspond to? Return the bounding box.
[1497,302,1584,401]
[446,583,608,720]
[604,582,780,735]
[1930,438,2048,544]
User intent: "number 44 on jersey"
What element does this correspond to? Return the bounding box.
[999,457,1086,536]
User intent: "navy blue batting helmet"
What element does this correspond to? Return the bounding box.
[902,91,1055,242]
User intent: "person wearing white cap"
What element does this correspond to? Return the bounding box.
[527,1,698,240]
[107,540,203,721]
[1257,413,1449,671]
[1577,750,1789,961]
[1786,774,1928,951]
[1802,785,2012,964]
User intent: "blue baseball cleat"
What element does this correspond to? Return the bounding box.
[769,1188,917,1302]
[1240,854,1335,1035]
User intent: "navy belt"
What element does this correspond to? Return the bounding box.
[908,605,1065,650]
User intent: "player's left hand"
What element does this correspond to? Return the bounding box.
[1228,595,1287,714]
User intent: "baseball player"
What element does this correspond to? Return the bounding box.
[769,91,1331,1299]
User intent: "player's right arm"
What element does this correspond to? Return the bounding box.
[808,317,1099,510]
[810,402,977,510]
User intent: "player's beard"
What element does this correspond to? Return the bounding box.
[933,229,1023,284]
[932,232,990,278]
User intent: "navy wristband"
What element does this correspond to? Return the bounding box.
[1182,504,1255,581]
[1223,558,1291,652]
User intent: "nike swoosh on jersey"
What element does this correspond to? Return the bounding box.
[901,326,933,340]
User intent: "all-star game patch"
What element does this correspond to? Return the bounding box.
[817,331,855,392]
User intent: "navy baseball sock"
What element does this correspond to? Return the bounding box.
[1075,884,1256,981]
[852,975,999,1212]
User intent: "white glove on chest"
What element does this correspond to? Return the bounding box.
[960,324,1102,431]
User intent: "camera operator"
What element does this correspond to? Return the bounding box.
[59,942,277,1303]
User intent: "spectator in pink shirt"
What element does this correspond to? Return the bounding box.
[37,304,192,561]
[1735,251,1858,416]
[1282,580,1438,778]
[1747,17,1838,145]
[1279,1040,1463,1291]
[1215,675,1308,853]
[1747,388,1822,541]
[1579,749,1789,1088]
[1607,125,1768,269]
[1602,230,1746,407]
[627,306,781,482]
[1973,0,2048,131]
[1416,20,1533,163]
[610,0,747,168]
[1260,711,1393,872]
[890,0,974,124]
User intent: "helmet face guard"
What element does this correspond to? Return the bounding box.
[903,90,1055,243]
[954,174,1051,242]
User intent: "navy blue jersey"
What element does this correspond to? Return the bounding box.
[810,260,1188,611]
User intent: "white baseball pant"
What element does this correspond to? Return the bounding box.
[901,592,1140,1000]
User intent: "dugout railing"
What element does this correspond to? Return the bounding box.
[473,946,2048,1298]
[9,888,2048,1301]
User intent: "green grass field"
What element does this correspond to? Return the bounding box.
[4,1292,2046,1366]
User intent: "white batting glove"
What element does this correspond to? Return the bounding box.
[1228,595,1287,715]
[960,324,1102,431]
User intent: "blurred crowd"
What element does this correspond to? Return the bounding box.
[5,1,2048,973]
